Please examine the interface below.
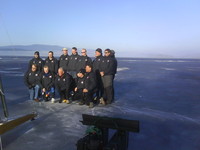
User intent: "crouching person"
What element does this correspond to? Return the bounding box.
[85,64,97,108]
[40,65,55,102]
[55,67,72,103]
[74,66,96,108]
[24,64,40,102]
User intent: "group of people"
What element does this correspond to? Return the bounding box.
[24,47,117,108]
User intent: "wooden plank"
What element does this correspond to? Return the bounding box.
[0,113,37,135]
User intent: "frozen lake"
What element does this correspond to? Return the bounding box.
[0,56,200,150]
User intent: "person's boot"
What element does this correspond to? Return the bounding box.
[51,98,55,103]
[34,98,39,102]
[89,102,94,108]
[79,100,85,105]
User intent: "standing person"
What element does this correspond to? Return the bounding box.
[110,50,118,79]
[55,67,72,103]
[100,49,116,105]
[92,48,104,101]
[68,47,79,78]
[44,51,58,75]
[59,48,70,72]
[76,48,92,71]
[24,64,40,102]
[40,65,55,103]
[28,51,44,72]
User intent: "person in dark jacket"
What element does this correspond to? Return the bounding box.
[68,47,79,78]
[59,48,70,72]
[40,65,55,102]
[92,48,104,101]
[24,64,40,102]
[110,50,118,79]
[28,51,44,72]
[84,64,97,108]
[73,69,86,104]
[73,67,96,108]
[55,67,72,103]
[44,51,58,74]
[100,49,116,105]
[76,48,92,72]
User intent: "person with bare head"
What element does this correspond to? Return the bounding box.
[44,51,58,74]
[92,48,104,101]
[24,64,40,102]
[55,67,72,103]
[68,47,79,79]
[76,48,92,72]
[99,49,116,105]
[84,64,96,108]
[39,65,55,102]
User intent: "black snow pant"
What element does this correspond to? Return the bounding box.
[59,89,70,102]
[73,89,93,104]
[101,75,114,104]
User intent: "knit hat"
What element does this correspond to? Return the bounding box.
[34,51,39,55]
[96,48,102,53]
[78,69,86,74]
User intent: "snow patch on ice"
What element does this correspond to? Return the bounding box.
[161,67,176,71]
[113,105,200,124]
[117,67,129,72]
[154,60,189,63]
[120,59,138,62]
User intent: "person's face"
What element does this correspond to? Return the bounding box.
[31,65,37,72]
[77,73,84,78]
[62,50,68,55]
[58,69,64,76]
[72,49,77,55]
[104,51,110,57]
[85,66,91,73]
[34,54,39,58]
[44,67,49,73]
[95,51,101,57]
[48,52,53,58]
[81,49,86,56]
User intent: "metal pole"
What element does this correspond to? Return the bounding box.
[0,76,9,118]
[0,136,3,150]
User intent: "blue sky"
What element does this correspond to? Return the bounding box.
[0,0,200,58]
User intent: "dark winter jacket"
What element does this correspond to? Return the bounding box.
[76,76,85,90]
[100,56,116,76]
[44,57,58,74]
[76,56,92,72]
[85,72,96,91]
[59,54,70,71]
[40,71,55,90]
[93,55,104,75]
[55,73,72,91]
[68,53,79,71]
[24,70,40,88]
[29,57,44,72]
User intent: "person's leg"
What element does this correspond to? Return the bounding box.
[103,75,113,104]
[33,85,40,100]
[29,88,34,100]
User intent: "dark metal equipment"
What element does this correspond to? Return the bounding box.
[77,114,140,150]
[0,75,37,135]
[0,76,9,118]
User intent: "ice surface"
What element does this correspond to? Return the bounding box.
[1,57,200,150]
